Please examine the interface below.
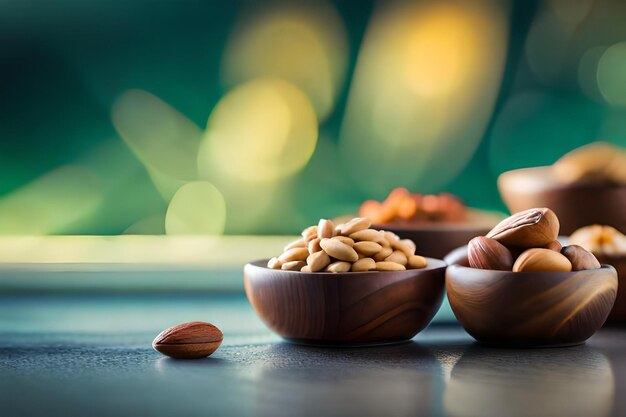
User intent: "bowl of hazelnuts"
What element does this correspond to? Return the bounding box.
[446,208,617,347]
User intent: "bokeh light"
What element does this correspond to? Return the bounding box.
[111,89,202,200]
[339,0,509,196]
[597,42,626,107]
[165,181,226,235]
[221,2,348,120]
[198,78,318,184]
[0,166,102,234]
[578,45,607,101]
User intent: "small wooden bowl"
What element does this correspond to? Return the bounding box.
[498,166,626,235]
[446,264,617,347]
[244,259,447,346]
[596,255,626,322]
[373,209,503,259]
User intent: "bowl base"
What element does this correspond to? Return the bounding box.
[283,337,413,348]
[475,340,586,349]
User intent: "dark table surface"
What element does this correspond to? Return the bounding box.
[1,294,625,417]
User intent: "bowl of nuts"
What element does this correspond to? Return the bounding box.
[569,224,626,322]
[498,142,626,235]
[446,208,618,347]
[244,217,447,346]
[357,188,504,259]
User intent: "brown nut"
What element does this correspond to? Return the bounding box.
[317,219,335,239]
[543,240,563,252]
[486,208,559,248]
[467,236,513,271]
[407,255,427,269]
[337,217,371,236]
[375,261,406,271]
[307,251,331,272]
[320,238,359,262]
[561,245,601,271]
[281,260,306,271]
[152,321,223,359]
[373,246,393,261]
[512,248,572,272]
[278,247,309,263]
[351,257,376,272]
[325,261,352,273]
[353,241,383,256]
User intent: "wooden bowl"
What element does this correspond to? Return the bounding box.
[244,258,447,346]
[373,209,503,259]
[446,264,618,347]
[596,255,626,323]
[498,166,626,235]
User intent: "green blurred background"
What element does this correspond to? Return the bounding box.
[1,0,625,236]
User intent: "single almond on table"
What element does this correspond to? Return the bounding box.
[320,238,359,262]
[467,236,513,271]
[153,321,223,359]
[512,248,572,272]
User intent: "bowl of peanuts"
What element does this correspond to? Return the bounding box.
[356,188,504,259]
[244,217,447,346]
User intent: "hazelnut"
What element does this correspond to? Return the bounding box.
[561,245,601,271]
[486,208,559,248]
[467,236,513,271]
[512,248,572,273]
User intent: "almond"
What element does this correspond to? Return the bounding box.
[307,251,331,272]
[353,241,383,256]
[320,238,359,262]
[278,247,309,263]
[373,246,393,261]
[467,236,513,271]
[561,245,601,271]
[512,248,572,272]
[351,257,376,272]
[317,219,335,239]
[375,261,406,271]
[338,217,371,236]
[152,321,223,359]
[486,208,559,248]
[407,255,428,269]
[325,261,352,273]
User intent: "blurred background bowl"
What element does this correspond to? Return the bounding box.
[498,166,626,235]
[446,264,617,347]
[244,258,446,346]
[596,255,626,323]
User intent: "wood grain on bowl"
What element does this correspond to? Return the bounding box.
[244,259,446,345]
[596,255,626,322]
[446,264,617,347]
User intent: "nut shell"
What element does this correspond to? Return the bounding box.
[561,245,601,271]
[487,208,559,248]
[467,236,513,271]
[513,248,572,273]
[152,321,223,359]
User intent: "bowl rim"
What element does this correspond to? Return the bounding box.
[499,165,626,191]
[246,257,447,276]
[447,263,617,279]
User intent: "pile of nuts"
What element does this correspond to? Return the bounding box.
[569,225,626,257]
[553,141,626,185]
[358,188,466,225]
[467,208,601,272]
[268,217,428,272]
